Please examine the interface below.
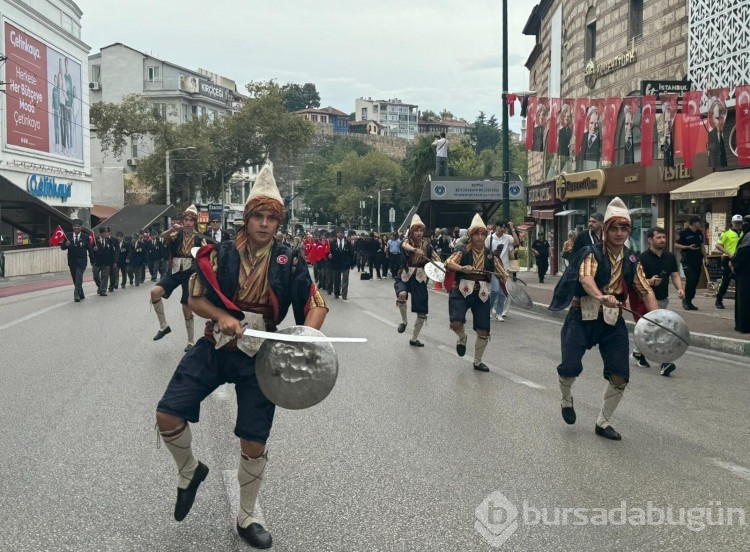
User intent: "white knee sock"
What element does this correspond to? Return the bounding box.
[152,298,168,330]
[185,316,195,345]
[412,315,426,340]
[474,335,489,364]
[596,380,626,428]
[160,423,198,489]
[559,377,576,408]
[238,452,268,529]
[453,327,467,344]
[397,301,408,324]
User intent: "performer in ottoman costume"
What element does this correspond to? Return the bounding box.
[444,213,508,372]
[549,197,657,440]
[155,162,327,548]
[395,214,442,346]
[150,205,207,351]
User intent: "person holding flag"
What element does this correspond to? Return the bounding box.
[59,219,90,302]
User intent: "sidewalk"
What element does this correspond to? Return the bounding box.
[508,268,750,358]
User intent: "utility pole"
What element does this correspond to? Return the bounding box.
[501,0,511,223]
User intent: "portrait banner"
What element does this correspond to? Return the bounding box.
[681,91,704,169]
[574,98,590,157]
[659,94,678,168]
[602,97,623,165]
[706,88,729,168]
[736,85,750,166]
[547,98,561,154]
[622,98,640,165]
[531,97,549,153]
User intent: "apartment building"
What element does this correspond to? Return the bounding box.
[354,97,419,140]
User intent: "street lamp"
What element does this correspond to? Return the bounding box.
[376,189,392,234]
[166,146,196,225]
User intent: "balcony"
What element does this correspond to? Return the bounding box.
[143,79,181,92]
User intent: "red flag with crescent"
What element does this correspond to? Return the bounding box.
[736,85,750,166]
[574,98,590,157]
[49,225,66,246]
[547,99,561,154]
[602,97,622,165]
[525,96,537,151]
[640,96,656,167]
[681,91,703,169]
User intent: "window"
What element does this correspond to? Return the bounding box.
[321,116,327,123]
[153,102,167,119]
[311,114,318,122]
[91,65,101,83]
[361,107,368,120]
[585,22,597,61]
[131,141,138,159]
[629,0,644,39]
[147,66,161,82]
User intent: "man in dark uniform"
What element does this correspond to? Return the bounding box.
[204,216,230,243]
[150,206,207,351]
[60,218,89,302]
[572,213,604,255]
[328,228,354,300]
[674,215,706,310]
[149,230,166,282]
[108,229,120,293]
[90,226,117,296]
[445,213,508,372]
[395,214,442,346]
[129,231,148,286]
[114,231,131,288]
[550,198,657,440]
[531,232,551,283]
[155,162,327,549]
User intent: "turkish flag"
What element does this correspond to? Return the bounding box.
[525,96,537,151]
[49,225,66,246]
[574,98,590,157]
[547,98,561,154]
[640,96,656,167]
[601,97,622,164]
[681,91,704,169]
[736,85,750,166]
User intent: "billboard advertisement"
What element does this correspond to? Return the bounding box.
[4,21,83,161]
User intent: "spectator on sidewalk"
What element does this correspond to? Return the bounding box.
[485,222,518,321]
[675,215,707,311]
[631,226,685,376]
[561,230,576,270]
[732,216,750,333]
[571,213,603,255]
[531,232,551,283]
[714,214,744,309]
[387,232,402,279]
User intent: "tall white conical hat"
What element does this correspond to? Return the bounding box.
[246,161,283,206]
[467,213,487,235]
[410,213,425,229]
[604,197,630,224]
[183,204,199,220]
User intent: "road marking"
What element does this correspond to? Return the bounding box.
[710,459,750,482]
[223,470,267,528]
[362,310,398,329]
[0,301,69,331]
[437,345,546,389]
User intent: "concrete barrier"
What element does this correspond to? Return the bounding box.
[3,247,69,277]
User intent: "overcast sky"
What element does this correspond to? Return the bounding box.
[76,0,535,130]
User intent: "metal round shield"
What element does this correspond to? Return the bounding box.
[505,280,533,310]
[633,309,691,364]
[424,261,446,282]
[255,326,338,410]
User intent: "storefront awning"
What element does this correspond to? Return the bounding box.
[669,169,750,200]
[555,209,586,217]
[532,209,556,220]
[0,176,74,239]
[628,207,652,216]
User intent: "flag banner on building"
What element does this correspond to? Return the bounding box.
[602,97,623,165]
[579,99,604,167]
[525,96,538,151]
[736,85,750,166]
[547,98,561,154]
[574,98,590,157]
[531,97,549,153]
[681,91,704,169]
[48,225,66,246]
[706,88,729,168]
[622,98,640,165]
[640,96,656,167]
[659,94,678,168]
[557,99,574,158]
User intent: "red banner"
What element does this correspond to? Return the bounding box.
[574,98,590,157]
[547,98,561,154]
[48,225,65,246]
[681,91,703,169]
[530,97,548,153]
[602,97,623,164]
[525,96,537,151]
[640,96,656,167]
[706,88,729,168]
[736,85,750,166]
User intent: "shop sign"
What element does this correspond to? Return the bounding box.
[585,39,637,88]
[527,182,555,205]
[430,179,524,201]
[555,170,605,201]
[27,174,72,202]
[660,164,691,182]
[641,80,692,99]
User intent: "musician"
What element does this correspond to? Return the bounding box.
[60,218,89,302]
[149,206,206,352]
[155,162,327,549]
[549,197,657,440]
[445,214,508,372]
[395,214,442,346]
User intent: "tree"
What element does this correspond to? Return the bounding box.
[439,109,454,120]
[281,82,321,111]
[467,111,502,153]
[420,109,438,121]
[90,94,162,159]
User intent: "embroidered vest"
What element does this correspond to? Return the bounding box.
[455,247,493,282]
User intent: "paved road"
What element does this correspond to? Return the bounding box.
[1,274,749,551]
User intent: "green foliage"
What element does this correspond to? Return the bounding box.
[439,109,454,119]
[281,82,321,111]
[467,111,502,154]
[90,94,162,159]
[420,109,438,121]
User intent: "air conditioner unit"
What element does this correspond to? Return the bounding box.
[89,82,101,91]
[127,158,139,166]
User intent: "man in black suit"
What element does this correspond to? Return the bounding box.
[114,231,131,288]
[129,231,148,286]
[707,101,727,168]
[60,218,89,302]
[661,102,675,168]
[329,228,354,300]
[204,216,231,243]
[571,213,604,255]
[149,230,168,282]
[90,226,117,296]
[623,106,635,165]
[579,110,601,169]
[557,105,573,158]
[532,104,547,152]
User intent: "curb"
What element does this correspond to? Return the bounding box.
[525,301,750,358]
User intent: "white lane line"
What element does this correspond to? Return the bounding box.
[0,301,69,331]
[362,310,399,329]
[710,459,750,482]
[223,469,267,528]
[437,344,546,389]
